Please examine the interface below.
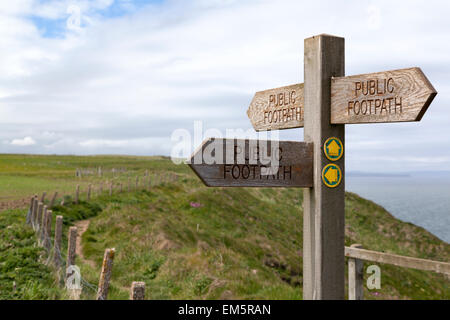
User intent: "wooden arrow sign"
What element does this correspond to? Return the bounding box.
[247,83,304,131]
[247,68,436,130]
[188,138,313,187]
[331,67,437,124]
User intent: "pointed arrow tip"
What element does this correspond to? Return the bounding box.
[414,67,437,121]
[415,90,437,121]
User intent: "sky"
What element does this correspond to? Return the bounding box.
[0,0,449,173]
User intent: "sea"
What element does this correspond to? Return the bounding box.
[346,172,450,244]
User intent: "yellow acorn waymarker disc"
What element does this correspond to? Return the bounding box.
[323,137,343,161]
[322,163,342,188]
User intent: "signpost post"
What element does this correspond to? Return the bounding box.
[188,34,436,300]
[303,34,345,300]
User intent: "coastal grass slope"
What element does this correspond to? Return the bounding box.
[0,154,448,299]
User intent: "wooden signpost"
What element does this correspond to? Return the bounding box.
[247,83,304,131]
[331,67,436,124]
[189,34,436,300]
[188,138,313,187]
[248,69,436,129]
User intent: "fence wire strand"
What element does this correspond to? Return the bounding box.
[39,232,99,297]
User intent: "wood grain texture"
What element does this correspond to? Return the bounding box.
[331,67,436,124]
[96,248,115,300]
[26,197,34,225]
[247,83,304,131]
[345,246,450,275]
[348,244,364,300]
[130,282,146,300]
[31,197,38,229]
[44,210,52,251]
[53,215,63,268]
[66,226,77,271]
[36,202,43,231]
[188,138,313,187]
[303,34,345,300]
[39,205,47,244]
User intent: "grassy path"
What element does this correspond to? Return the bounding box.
[74,219,97,270]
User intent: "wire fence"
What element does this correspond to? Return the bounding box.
[36,223,100,298]
[24,171,176,299]
[58,171,178,206]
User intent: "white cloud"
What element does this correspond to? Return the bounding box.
[79,137,168,148]
[0,0,449,172]
[367,4,381,30]
[79,139,131,148]
[31,0,115,19]
[11,136,36,146]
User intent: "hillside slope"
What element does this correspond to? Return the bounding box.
[0,155,448,299]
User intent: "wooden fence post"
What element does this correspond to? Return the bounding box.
[66,227,77,278]
[348,244,364,300]
[75,185,80,204]
[109,183,113,196]
[53,216,63,268]
[130,282,145,300]
[97,248,115,300]
[87,184,92,201]
[148,176,151,190]
[128,178,131,192]
[32,194,39,220]
[36,202,44,232]
[40,192,46,203]
[44,210,52,251]
[26,196,34,225]
[31,197,38,229]
[135,176,139,190]
[31,197,37,227]
[39,205,47,244]
[120,183,123,193]
[49,191,58,208]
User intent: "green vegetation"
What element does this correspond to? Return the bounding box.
[0,154,448,300]
[0,209,67,299]
[0,154,176,201]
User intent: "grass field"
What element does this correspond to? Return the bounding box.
[0,154,179,202]
[0,154,449,300]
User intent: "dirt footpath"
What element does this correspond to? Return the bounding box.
[74,219,97,269]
